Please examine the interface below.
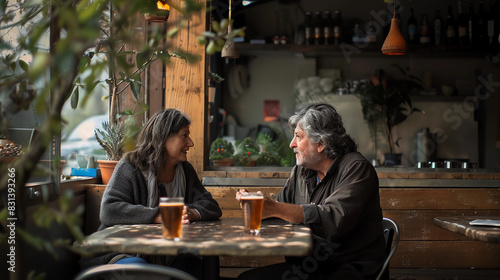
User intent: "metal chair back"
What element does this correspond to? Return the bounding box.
[73,263,198,280]
[376,217,400,280]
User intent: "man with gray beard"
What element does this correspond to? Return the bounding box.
[237,103,386,280]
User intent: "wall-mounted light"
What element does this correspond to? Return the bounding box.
[144,0,170,22]
[381,11,407,55]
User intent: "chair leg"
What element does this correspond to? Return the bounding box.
[203,256,220,280]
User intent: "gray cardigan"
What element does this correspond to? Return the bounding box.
[99,159,222,229]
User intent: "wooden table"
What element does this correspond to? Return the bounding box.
[74,217,312,279]
[434,216,500,243]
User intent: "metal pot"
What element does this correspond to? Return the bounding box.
[429,161,444,168]
[461,162,478,169]
[444,160,459,169]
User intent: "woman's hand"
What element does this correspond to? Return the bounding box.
[153,213,162,224]
[182,206,200,224]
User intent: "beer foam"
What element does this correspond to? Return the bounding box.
[240,196,263,200]
[159,202,184,206]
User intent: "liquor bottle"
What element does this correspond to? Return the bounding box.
[487,2,495,47]
[457,0,468,46]
[478,1,488,46]
[312,11,323,45]
[366,17,378,44]
[492,0,500,49]
[468,3,477,46]
[445,5,457,45]
[333,10,343,45]
[323,10,334,45]
[304,11,313,45]
[407,8,418,45]
[420,14,431,45]
[352,24,366,44]
[312,11,324,45]
[433,10,443,46]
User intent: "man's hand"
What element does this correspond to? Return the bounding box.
[235,188,248,207]
[262,197,277,219]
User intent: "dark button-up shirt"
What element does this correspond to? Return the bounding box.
[277,151,385,277]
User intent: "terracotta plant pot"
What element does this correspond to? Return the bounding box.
[97,160,118,185]
[212,158,234,166]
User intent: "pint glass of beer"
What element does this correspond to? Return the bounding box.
[159,197,184,240]
[241,191,264,234]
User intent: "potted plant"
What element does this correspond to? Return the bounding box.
[210,137,235,166]
[95,104,146,184]
[255,132,280,166]
[257,152,282,166]
[234,137,259,166]
[357,64,423,166]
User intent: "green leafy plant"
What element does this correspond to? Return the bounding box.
[209,138,234,160]
[234,137,258,166]
[257,152,281,166]
[256,129,295,167]
[357,64,424,154]
[199,18,246,55]
[95,103,147,161]
[208,72,225,85]
[255,133,280,166]
[0,0,239,278]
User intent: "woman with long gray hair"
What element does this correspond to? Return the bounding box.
[82,109,221,277]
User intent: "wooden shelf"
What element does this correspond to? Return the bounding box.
[236,43,492,58]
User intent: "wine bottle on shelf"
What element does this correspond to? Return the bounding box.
[304,11,313,45]
[434,10,443,46]
[333,10,343,45]
[313,11,324,45]
[478,0,488,47]
[457,0,468,46]
[468,3,477,46]
[323,10,334,45]
[492,0,500,49]
[366,17,378,44]
[407,8,418,45]
[487,2,495,47]
[420,14,431,45]
[445,5,457,46]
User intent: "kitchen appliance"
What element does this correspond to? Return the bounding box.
[415,127,437,162]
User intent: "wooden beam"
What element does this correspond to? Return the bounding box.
[164,0,207,177]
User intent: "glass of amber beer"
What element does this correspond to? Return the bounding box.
[241,191,264,234]
[159,197,184,240]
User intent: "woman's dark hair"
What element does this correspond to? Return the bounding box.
[125,108,191,173]
[288,103,357,159]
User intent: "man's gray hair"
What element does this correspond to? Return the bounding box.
[288,103,357,159]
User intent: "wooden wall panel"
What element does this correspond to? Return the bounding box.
[380,188,500,210]
[392,241,500,268]
[205,186,500,269]
[383,209,500,241]
[84,185,106,235]
[164,0,206,177]
[219,256,285,268]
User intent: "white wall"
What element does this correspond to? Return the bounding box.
[219,0,500,168]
